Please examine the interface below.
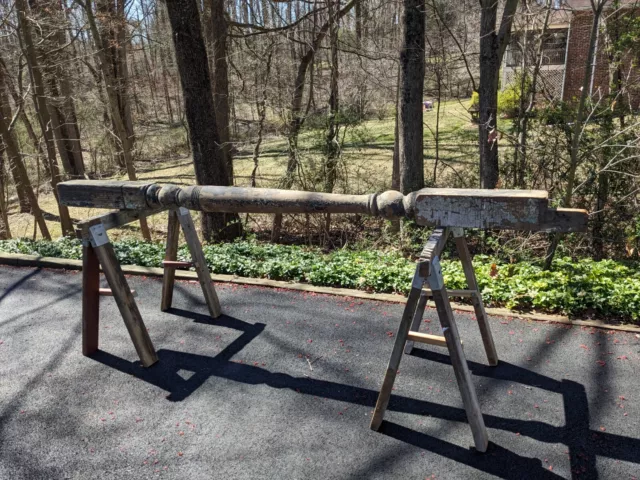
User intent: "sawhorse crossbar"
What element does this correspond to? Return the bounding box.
[370,227,498,452]
[79,207,221,367]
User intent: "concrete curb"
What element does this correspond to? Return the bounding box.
[1,251,639,334]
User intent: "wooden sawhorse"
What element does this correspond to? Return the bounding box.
[370,227,498,452]
[79,207,221,367]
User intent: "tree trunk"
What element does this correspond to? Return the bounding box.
[160,52,174,124]
[163,0,242,241]
[355,0,367,119]
[0,55,47,188]
[151,7,173,125]
[46,77,79,177]
[323,0,341,244]
[82,0,152,240]
[49,1,86,178]
[209,0,233,183]
[4,127,31,213]
[4,132,31,213]
[85,59,113,132]
[140,32,160,122]
[113,0,134,140]
[433,71,442,184]
[398,0,425,195]
[0,57,33,211]
[271,0,359,241]
[390,61,401,233]
[478,2,500,189]
[478,0,519,189]
[0,98,50,239]
[0,151,12,239]
[324,0,340,194]
[514,2,552,188]
[251,46,274,188]
[95,0,134,161]
[16,0,74,236]
[592,163,609,260]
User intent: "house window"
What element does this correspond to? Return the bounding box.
[540,29,568,65]
[535,0,565,8]
[506,33,526,67]
[506,28,568,67]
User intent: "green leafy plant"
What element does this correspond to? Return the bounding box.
[498,73,530,118]
[2,238,640,322]
[470,91,479,109]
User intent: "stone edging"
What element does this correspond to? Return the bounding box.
[1,251,639,334]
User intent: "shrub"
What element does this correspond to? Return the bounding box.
[1,238,639,322]
[470,91,479,109]
[498,73,530,118]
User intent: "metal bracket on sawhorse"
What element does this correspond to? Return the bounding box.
[370,227,498,452]
[78,207,221,368]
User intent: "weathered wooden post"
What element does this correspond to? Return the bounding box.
[58,180,588,451]
[58,181,587,233]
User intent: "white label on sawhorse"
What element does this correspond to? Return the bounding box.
[178,207,190,217]
[88,223,109,247]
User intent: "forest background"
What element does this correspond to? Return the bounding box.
[1,0,639,321]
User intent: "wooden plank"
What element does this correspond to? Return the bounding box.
[540,208,588,233]
[99,288,135,296]
[406,331,449,348]
[420,227,450,259]
[370,268,425,431]
[417,227,450,276]
[58,180,155,209]
[87,222,158,367]
[162,260,192,269]
[427,256,489,452]
[414,188,549,230]
[453,229,498,366]
[82,244,100,356]
[176,208,222,318]
[161,210,181,311]
[424,289,475,298]
[75,207,166,233]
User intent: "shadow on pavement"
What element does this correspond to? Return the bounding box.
[0,268,41,304]
[90,309,640,480]
[410,348,640,479]
[379,423,561,479]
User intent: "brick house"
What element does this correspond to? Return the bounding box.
[502,0,640,108]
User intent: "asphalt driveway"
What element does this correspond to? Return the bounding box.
[0,266,639,479]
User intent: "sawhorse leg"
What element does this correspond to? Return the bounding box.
[370,228,489,452]
[82,242,100,356]
[370,266,426,431]
[427,254,488,452]
[85,221,158,367]
[452,228,498,366]
[161,209,181,311]
[162,208,221,318]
